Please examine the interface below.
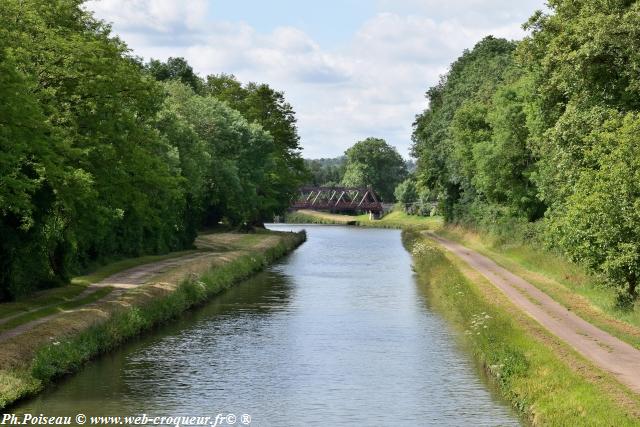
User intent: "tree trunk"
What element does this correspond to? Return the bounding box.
[628,274,637,300]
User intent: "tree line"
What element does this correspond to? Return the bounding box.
[411,0,640,304]
[305,138,408,202]
[0,1,305,300]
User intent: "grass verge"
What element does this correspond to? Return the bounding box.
[0,230,306,410]
[286,209,443,229]
[404,229,640,425]
[354,210,443,229]
[71,250,199,287]
[286,210,358,224]
[0,287,114,334]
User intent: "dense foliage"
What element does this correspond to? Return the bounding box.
[412,2,640,301]
[341,137,407,201]
[304,142,410,203]
[0,0,304,300]
[304,156,346,187]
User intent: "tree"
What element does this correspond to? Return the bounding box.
[475,76,543,220]
[394,178,418,207]
[147,57,203,93]
[0,0,189,298]
[412,36,518,220]
[205,74,307,216]
[0,34,63,299]
[304,157,346,186]
[341,138,407,202]
[548,113,640,305]
[161,81,276,226]
[407,0,640,302]
[0,1,307,300]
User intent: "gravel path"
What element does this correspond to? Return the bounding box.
[429,232,640,394]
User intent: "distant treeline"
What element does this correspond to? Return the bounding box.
[411,1,640,302]
[0,1,305,300]
[305,137,409,202]
[304,157,346,187]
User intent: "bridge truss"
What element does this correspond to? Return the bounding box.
[291,186,383,214]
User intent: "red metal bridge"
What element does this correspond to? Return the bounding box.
[291,186,383,214]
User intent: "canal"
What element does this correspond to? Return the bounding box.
[15,225,520,426]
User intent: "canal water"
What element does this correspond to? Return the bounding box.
[14,225,520,426]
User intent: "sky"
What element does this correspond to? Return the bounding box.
[84,0,546,159]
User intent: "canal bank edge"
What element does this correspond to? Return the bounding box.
[403,229,640,425]
[0,230,306,411]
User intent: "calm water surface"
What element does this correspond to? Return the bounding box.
[15,225,520,426]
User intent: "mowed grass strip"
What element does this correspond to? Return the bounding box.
[404,229,640,425]
[71,250,200,286]
[0,287,114,334]
[287,208,443,229]
[0,250,200,329]
[355,209,443,229]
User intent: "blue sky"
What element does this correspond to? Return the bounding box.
[209,1,376,47]
[85,0,546,159]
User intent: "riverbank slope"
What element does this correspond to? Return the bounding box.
[287,209,640,423]
[404,229,640,425]
[0,230,305,410]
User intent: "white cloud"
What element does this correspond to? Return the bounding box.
[375,0,545,27]
[84,0,545,159]
[86,0,209,33]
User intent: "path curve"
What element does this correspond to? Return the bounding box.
[428,232,640,394]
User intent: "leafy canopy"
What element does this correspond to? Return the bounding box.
[341,137,407,202]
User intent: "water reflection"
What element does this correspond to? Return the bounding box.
[15,226,519,426]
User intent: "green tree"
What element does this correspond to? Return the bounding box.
[161,81,278,226]
[520,0,640,211]
[407,0,640,302]
[147,57,204,93]
[548,113,640,305]
[412,36,517,220]
[0,0,189,298]
[474,77,543,220]
[205,74,307,216]
[394,178,418,208]
[0,0,308,300]
[0,34,64,299]
[304,157,346,186]
[341,138,407,201]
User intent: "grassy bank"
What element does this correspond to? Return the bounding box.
[286,210,358,225]
[287,209,443,229]
[0,230,305,410]
[439,225,640,350]
[0,250,199,328]
[354,210,443,229]
[404,229,640,425]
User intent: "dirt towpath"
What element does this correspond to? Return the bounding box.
[428,232,640,394]
[0,252,214,342]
